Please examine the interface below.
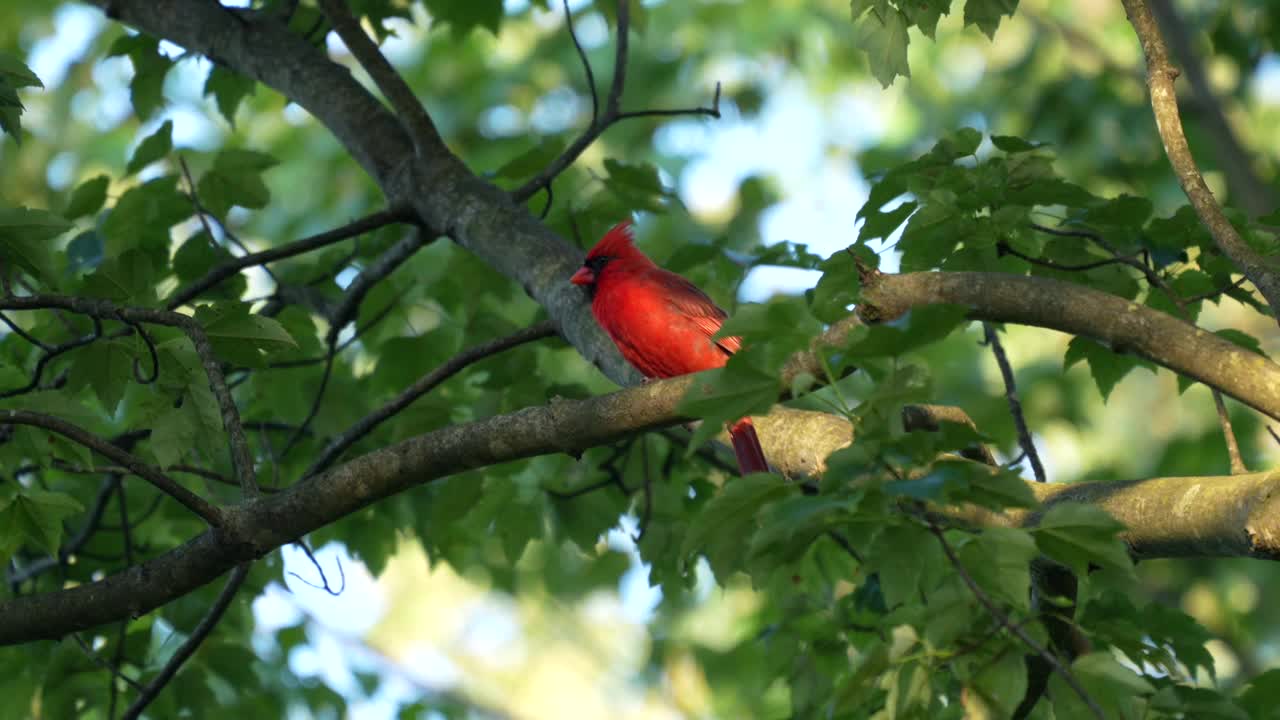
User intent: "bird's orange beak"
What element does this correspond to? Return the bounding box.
[570,267,595,286]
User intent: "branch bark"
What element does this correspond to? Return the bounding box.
[857,270,1280,421]
[1,373,1277,646]
[1121,0,1280,320]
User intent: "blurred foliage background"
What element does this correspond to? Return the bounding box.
[3,0,1280,717]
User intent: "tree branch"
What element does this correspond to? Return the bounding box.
[511,0,720,203]
[982,323,1046,482]
[856,270,1280,421]
[0,411,223,527]
[120,563,250,720]
[0,294,259,497]
[926,519,1105,720]
[315,0,443,155]
[166,206,414,310]
[1121,0,1280,321]
[305,320,559,476]
[1147,0,1275,217]
[1,369,1278,645]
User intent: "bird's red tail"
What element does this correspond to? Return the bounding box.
[729,417,769,475]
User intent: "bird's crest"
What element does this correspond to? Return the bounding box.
[586,219,645,262]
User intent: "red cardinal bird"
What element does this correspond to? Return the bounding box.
[570,220,769,475]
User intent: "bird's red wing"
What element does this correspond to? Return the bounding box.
[653,270,741,355]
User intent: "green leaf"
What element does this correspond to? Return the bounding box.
[1214,328,1266,356]
[0,207,72,283]
[964,0,1020,39]
[678,349,780,451]
[198,149,279,217]
[81,249,157,305]
[682,473,791,579]
[0,388,104,425]
[991,135,1047,153]
[858,200,916,243]
[869,524,934,608]
[172,232,245,301]
[68,340,136,414]
[717,298,823,367]
[959,528,1037,611]
[101,175,192,262]
[853,7,910,88]
[0,53,42,89]
[126,120,173,175]
[602,158,673,213]
[898,191,961,271]
[106,33,173,120]
[967,645,1028,718]
[1085,194,1153,230]
[151,403,199,468]
[1063,337,1150,402]
[195,304,299,367]
[1051,652,1153,720]
[901,0,948,38]
[1238,669,1280,719]
[748,494,856,570]
[64,175,111,220]
[422,0,505,36]
[809,248,866,323]
[840,304,970,360]
[203,66,255,126]
[0,490,84,555]
[494,138,568,181]
[0,53,42,143]
[1033,503,1132,576]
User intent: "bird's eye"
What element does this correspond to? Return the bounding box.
[587,256,613,272]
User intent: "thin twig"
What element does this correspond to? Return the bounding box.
[0,315,102,399]
[562,0,598,122]
[0,294,260,497]
[926,519,1105,720]
[287,541,346,596]
[0,410,222,526]
[317,0,443,154]
[1147,0,1274,217]
[120,563,250,720]
[1027,222,1249,472]
[47,459,273,494]
[305,320,558,476]
[281,229,431,457]
[511,0,720,202]
[280,345,336,458]
[166,207,414,309]
[982,323,1046,482]
[997,241,1137,272]
[1122,0,1280,321]
[325,229,429,341]
[107,481,134,719]
[71,633,145,694]
[0,311,50,350]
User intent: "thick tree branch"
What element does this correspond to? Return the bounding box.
[1121,0,1280,320]
[856,270,1280,421]
[0,411,222,527]
[1,372,1278,645]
